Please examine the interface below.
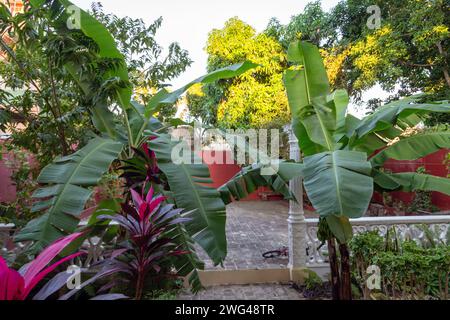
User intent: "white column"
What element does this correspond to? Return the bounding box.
[287,127,307,280]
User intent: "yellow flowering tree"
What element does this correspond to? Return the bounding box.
[270,0,449,104]
[187,18,289,128]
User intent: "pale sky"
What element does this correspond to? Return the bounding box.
[72,0,389,116]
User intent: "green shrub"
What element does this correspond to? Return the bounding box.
[350,229,450,300]
[304,269,323,290]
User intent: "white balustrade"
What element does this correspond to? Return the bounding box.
[305,215,450,268]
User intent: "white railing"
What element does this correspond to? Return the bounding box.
[0,221,115,266]
[305,215,450,267]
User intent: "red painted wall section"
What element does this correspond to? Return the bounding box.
[373,149,450,210]
[0,140,39,203]
[201,150,271,201]
[0,151,16,203]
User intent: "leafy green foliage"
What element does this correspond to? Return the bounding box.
[370,132,450,167]
[283,42,449,241]
[90,2,192,116]
[0,0,192,165]
[303,151,373,218]
[187,18,289,128]
[350,230,450,299]
[0,1,97,164]
[374,171,450,196]
[221,41,449,246]
[283,41,376,232]
[148,133,227,265]
[218,161,302,204]
[269,0,450,103]
[266,1,337,48]
[15,137,123,251]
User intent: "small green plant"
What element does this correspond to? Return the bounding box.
[444,152,450,178]
[350,229,450,300]
[407,167,439,214]
[382,192,393,207]
[304,269,323,290]
[349,231,384,299]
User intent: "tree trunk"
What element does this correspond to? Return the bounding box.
[327,237,341,300]
[339,243,352,300]
[436,41,450,88]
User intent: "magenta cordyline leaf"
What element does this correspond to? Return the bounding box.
[148,196,166,218]
[22,232,84,299]
[0,256,25,300]
[22,232,83,287]
[1,232,84,300]
[145,186,154,203]
[138,202,149,221]
[23,252,84,299]
[130,189,143,209]
[131,186,167,221]
[142,142,155,159]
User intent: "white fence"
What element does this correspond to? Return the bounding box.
[305,215,450,269]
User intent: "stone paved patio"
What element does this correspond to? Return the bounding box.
[196,201,315,270]
[177,283,305,300]
[177,201,315,300]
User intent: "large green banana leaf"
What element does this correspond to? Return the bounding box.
[29,0,132,110]
[147,133,227,265]
[218,161,304,204]
[371,132,450,167]
[144,61,258,118]
[284,41,335,154]
[374,171,450,195]
[29,0,131,141]
[303,150,373,218]
[15,137,123,250]
[354,97,450,138]
[169,224,205,293]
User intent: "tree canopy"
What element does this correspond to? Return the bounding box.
[188,1,449,128]
[0,1,191,165]
[187,18,289,129]
[267,0,450,104]
[91,2,192,107]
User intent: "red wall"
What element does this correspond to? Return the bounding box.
[0,140,38,203]
[201,150,274,201]
[373,149,450,210]
[203,149,450,208]
[0,150,17,203]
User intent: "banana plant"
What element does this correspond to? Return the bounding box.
[221,41,450,300]
[15,0,257,291]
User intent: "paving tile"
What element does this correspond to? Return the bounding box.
[195,201,310,271]
[177,283,305,300]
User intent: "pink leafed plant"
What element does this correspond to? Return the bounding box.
[95,186,190,300]
[0,232,83,300]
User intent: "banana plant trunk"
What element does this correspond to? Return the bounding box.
[339,243,352,300]
[327,237,352,300]
[327,238,341,300]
